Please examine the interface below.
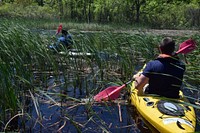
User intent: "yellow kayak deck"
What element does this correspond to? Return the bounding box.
[128,82,196,133]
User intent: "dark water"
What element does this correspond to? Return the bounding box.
[25,103,139,132]
[18,30,199,132]
[18,71,199,133]
[23,97,150,132]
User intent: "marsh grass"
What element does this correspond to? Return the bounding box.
[0,20,199,132]
[1,17,147,32]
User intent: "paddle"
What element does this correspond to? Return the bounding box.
[56,24,62,35]
[94,80,133,102]
[94,39,197,102]
[175,39,197,54]
[175,39,197,63]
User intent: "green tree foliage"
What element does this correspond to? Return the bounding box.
[0,0,199,28]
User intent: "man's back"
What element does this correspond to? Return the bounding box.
[142,56,185,98]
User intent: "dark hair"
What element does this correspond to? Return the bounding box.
[61,29,68,35]
[159,37,175,55]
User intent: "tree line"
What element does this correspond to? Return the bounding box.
[0,0,200,29]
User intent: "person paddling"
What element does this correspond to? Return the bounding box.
[49,29,73,51]
[133,37,186,98]
[93,37,196,102]
[58,29,73,48]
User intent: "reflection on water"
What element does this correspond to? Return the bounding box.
[127,105,158,133]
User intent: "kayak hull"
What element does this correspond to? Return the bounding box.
[129,82,196,133]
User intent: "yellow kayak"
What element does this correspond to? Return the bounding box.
[128,82,196,133]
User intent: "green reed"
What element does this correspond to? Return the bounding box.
[46,31,198,132]
[0,19,200,131]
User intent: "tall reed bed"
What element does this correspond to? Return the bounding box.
[0,20,199,132]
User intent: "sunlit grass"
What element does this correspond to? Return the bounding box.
[0,17,148,32]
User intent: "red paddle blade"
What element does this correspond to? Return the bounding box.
[176,39,197,54]
[94,84,126,102]
[56,24,62,35]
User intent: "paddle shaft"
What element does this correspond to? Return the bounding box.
[110,80,133,95]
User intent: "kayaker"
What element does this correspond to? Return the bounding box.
[133,37,185,98]
[49,29,73,51]
[58,29,73,48]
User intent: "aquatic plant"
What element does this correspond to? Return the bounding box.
[0,19,199,132]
